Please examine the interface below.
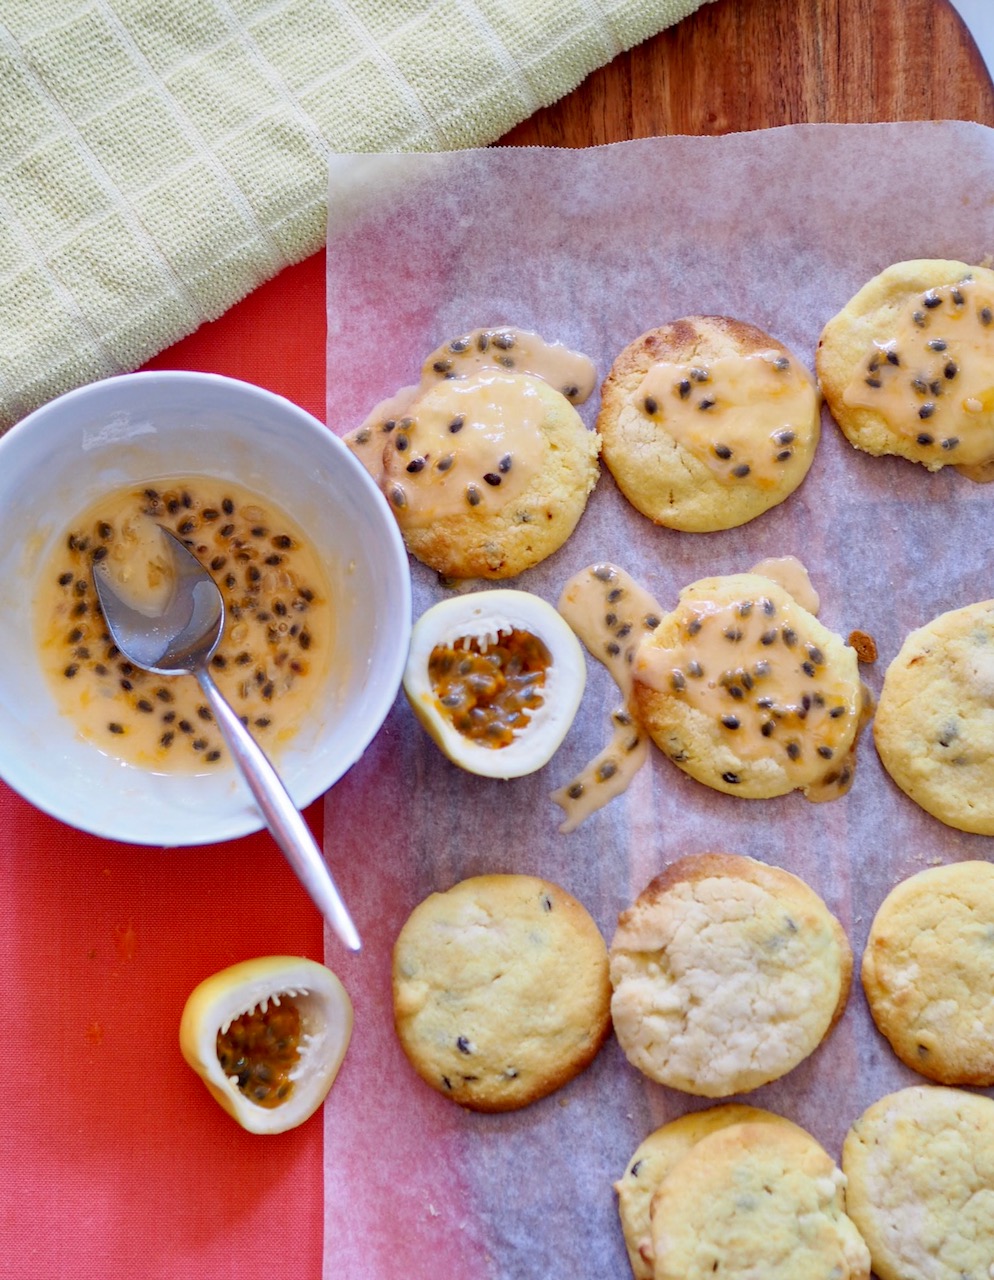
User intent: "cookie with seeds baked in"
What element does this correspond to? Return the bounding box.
[609,853,852,1097]
[631,572,865,801]
[392,874,611,1111]
[842,1085,994,1280]
[596,316,820,532]
[346,368,600,579]
[615,1105,823,1280]
[874,598,994,835]
[817,259,994,477]
[862,862,994,1085]
[651,1121,870,1280]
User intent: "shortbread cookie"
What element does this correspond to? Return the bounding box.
[862,861,994,1084]
[597,316,820,531]
[346,368,600,579]
[874,598,994,834]
[609,853,852,1096]
[817,259,994,475]
[615,1105,819,1280]
[392,874,610,1111]
[842,1085,994,1280]
[632,572,864,800]
[651,1121,871,1280]
[415,326,598,406]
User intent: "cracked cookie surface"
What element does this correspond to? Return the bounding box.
[392,873,610,1111]
[614,1104,822,1280]
[874,598,994,834]
[597,316,820,531]
[651,1120,870,1280]
[608,853,852,1096]
[842,1085,994,1280]
[862,861,994,1085]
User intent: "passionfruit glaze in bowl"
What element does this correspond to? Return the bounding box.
[0,371,411,846]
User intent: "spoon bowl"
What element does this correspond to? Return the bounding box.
[93,528,361,952]
[94,528,225,674]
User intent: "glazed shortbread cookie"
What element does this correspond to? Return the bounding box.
[874,598,994,834]
[632,573,864,801]
[413,326,598,406]
[597,316,820,531]
[817,259,994,476]
[609,854,852,1096]
[862,862,994,1085]
[842,1086,994,1280]
[346,328,601,579]
[651,1121,871,1280]
[614,1105,820,1280]
[392,874,611,1111]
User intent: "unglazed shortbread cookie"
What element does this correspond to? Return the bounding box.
[842,1085,994,1280]
[608,854,852,1097]
[651,1121,871,1280]
[597,316,820,531]
[817,259,994,475]
[631,573,864,801]
[862,862,994,1085]
[392,874,611,1111]
[874,598,994,834]
[614,1105,820,1280]
[346,349,600,579]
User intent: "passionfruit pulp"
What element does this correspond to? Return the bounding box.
[403,589,586,778]
[179,955,353,1134]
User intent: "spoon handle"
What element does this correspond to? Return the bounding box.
[195,666,361,953]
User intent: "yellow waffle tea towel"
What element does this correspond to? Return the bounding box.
[0,0,712,431]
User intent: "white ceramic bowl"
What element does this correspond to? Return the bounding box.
[0,371,410,846]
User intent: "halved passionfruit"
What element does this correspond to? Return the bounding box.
[402,589,586,778]
[179,955,352,1134]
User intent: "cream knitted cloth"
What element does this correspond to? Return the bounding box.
[0,0,712,432]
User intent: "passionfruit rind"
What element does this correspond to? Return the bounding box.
[403,589,586,779]
[179,955,353,1135]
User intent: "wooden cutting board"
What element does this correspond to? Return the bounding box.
[503,0,994,146]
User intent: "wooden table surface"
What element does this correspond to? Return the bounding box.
[505,0,994,147]
[152,0,994,432]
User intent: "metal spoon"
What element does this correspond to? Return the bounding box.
[92,527,361,952]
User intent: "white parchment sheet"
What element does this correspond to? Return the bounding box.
[321,124,994,1279]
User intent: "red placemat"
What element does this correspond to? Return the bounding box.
[2,250,329,1280]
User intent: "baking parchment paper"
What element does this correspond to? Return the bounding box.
[321,124,994,1280]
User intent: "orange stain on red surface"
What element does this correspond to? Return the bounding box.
[113,921,138,962]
